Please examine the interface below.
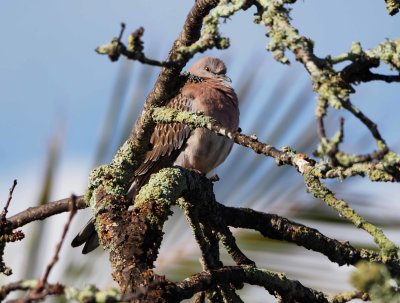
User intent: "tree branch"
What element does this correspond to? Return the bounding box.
[0,180,21,276]
[304,174,399,260]
[174,266,329,303]
[1,180,17,219]
[85,1,253,299]
[219,203,400,275]
[327,290,369,303]
[95,25,173,66]
[151,106,400,262]
[385,0,400,15]
[14,1,398,301]
[34,196,77,293]
[8,196,86,229]
[254,1,400,171]
[151,106,400,182]
[180,199,239,302]
[0,280,120,303]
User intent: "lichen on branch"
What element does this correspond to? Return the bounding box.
[78,0,400,301]
[385,0,400,15]
[151,105,400,263]
[0,280,120,303]
[253,0,400,180]
[177,0,248,58]
[151,106,399,182]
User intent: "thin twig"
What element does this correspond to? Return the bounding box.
[118,22,126,41]
[341,99,386,146]
[33,195,77,293]
[8,195,86,229]
[1,180,17,219]
[304,174,398,259]
[317,114,327,140]
[0,180,20,276]
[183,202,233,302]
[0,281,31,301]
[181,201,218,270]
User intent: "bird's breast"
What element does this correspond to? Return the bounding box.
[175,79,239,173]
[183,79,239,129]
[173,129,234,173]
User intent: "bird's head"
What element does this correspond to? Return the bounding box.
[188,57,231,82]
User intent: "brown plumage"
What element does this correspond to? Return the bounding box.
[71,57,240,254]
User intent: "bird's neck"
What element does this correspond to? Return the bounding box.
[185,74,238,108]
[188,74,204,83]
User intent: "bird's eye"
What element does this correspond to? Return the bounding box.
[205,67,210,72]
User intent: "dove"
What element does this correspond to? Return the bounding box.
[72,57,239,253]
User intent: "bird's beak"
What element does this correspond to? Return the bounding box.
[219,74,232,82]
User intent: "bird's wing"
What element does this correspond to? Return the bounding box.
[70,218,100,254]
[132,93,193,189]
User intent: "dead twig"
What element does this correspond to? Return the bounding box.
[29,195,77,300]
[1,180,17,219]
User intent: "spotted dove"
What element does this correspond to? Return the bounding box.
[71,57,240,253]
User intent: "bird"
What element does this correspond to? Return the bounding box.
[71,57,240,254]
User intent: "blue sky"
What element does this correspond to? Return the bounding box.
[0,1,398,189]
[0,1,399,297]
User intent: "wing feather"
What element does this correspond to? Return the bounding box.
[132,93,194,189]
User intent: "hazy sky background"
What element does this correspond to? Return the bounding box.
[1,0,399,206]
[0,1,399,301]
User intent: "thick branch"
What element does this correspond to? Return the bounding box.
[86,1,224,298]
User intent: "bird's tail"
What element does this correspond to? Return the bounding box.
[71,219,99,254]
[71,180,138,254]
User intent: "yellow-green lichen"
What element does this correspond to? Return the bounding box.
[134,168,187,216]
[152,107,216,130]
[351,262,400,302]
